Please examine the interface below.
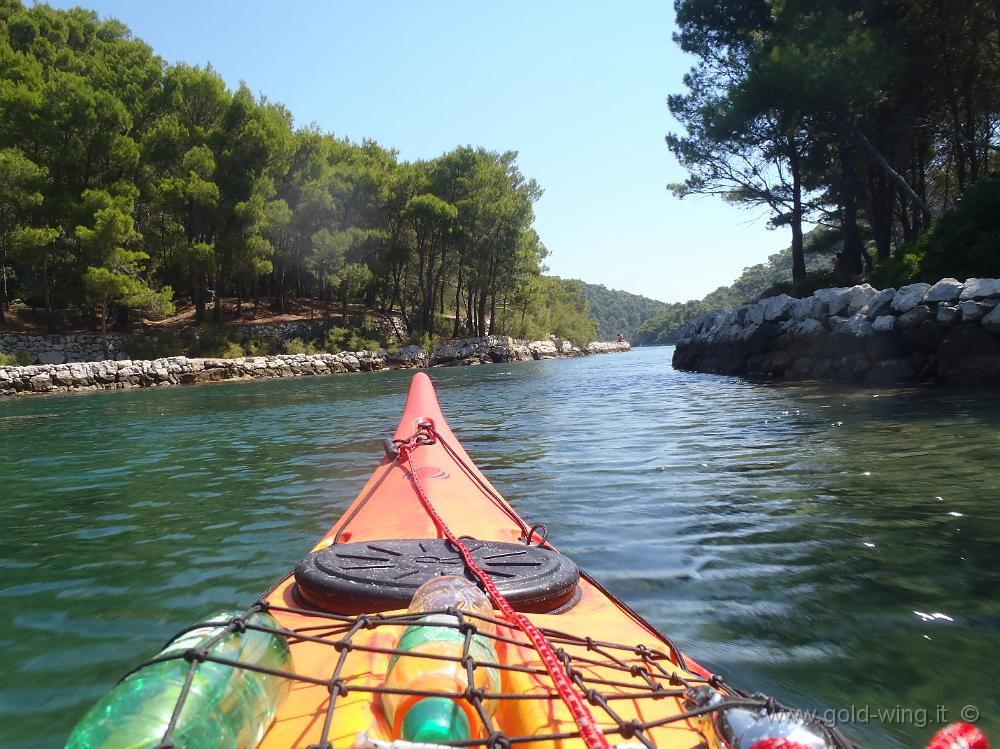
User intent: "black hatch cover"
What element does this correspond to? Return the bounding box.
[294,538,580,614]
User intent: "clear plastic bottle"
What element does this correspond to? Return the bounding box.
[382,576,500,743]
[65,610,293,749]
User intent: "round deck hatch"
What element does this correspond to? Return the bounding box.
[294,538,580,614]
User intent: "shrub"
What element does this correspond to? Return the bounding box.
[282,337,317,355]
[403,331,434,350]
[243,334,279,357]
[189,325,239,358]
[219,341,246,359]
[0,350,34,366]
[319,327,351,352]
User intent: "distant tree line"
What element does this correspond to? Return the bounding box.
[0,1,597,345]
[668,0,1000,283]
[577,281,671,341]
[635,230,839,345]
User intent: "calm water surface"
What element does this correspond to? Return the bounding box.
[2,347,999,748]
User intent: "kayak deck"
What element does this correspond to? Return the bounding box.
[253,373,713,749]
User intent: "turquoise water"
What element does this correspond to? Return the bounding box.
[1,347,998,748]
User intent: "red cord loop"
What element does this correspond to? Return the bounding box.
[398,428,611,749]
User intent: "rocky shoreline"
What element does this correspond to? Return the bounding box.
[0,336,631,397]
[673,278,1000,386]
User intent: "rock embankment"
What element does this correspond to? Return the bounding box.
[672,278,1000,385]
[1,336,631,397]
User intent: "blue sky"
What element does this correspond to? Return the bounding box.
[45,0,790,303]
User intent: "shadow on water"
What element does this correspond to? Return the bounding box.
[1,350,998,747]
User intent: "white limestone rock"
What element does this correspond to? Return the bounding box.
[959,278,1000,301]
[891,283,932,313]
[813,287,852,316]
[763,294,795,321]
[846,284,878,315]
[924,278,964,303]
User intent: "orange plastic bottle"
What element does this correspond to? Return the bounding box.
[382,576,500,742]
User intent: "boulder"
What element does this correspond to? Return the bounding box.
[983,305,1000,334]
[897,305,932,330]
[872,315,896,333]
[960,300,992,322]
[891,283,932,313]
[867,288,896,318]
[762,294,795,321]
[959,278,1000,301]
[790,296,819,321]
[924,278,963,303]
[814,287,851,316]
[936,305,961,326]
[846,284,878,315]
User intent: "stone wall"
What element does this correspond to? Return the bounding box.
[672,278,1000,386]
[1,337,631,396]
[0,311,408,365]
[0,332,129,364]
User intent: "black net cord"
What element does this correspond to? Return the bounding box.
[114,604,860,749]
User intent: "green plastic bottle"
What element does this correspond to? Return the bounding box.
[65,610,293,749]
[382,577,500,742]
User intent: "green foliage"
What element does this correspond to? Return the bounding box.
[670,0,1000,278]
[0,350,33,366]
[243,334,279,356]
[576,282,670,341]
[870,251,922,289]
[0,3,556,342]
[314,324,383,353]
[912,176,1000,281]
[403,330,434,351]
[508,277,597,347]
[281,337,316,355]
[219,341,247,359]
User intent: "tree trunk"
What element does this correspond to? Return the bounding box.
[850,119,931,227]
[840,144,865,277]
[453,260,464,338]
[476,291,487,337]
[788,139,806,282]
[43,262,54,332]
[1,245,7,323]
[99,298,110,359]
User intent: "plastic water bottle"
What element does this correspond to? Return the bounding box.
[382,576,500,742]
[685,686,832,749]
[65,610,293,749]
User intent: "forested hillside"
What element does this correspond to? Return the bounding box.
[577,282,669,341]
[634,233,836,345]
[0,2,596,345]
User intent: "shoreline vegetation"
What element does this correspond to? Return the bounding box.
[0,2,599,354]
[653,0,1000,360]
[0,336,631,397]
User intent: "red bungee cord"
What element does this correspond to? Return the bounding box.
[397,432,611,749]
